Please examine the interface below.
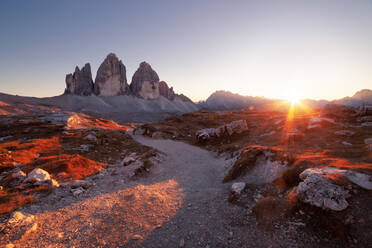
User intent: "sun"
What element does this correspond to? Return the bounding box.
[288,96,300,105]
[285,92,302,106]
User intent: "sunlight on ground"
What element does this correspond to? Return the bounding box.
[17,180,184,247]
[0,137,61,167]
[66,113,133,130]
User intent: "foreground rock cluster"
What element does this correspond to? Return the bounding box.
[64,53,192,102]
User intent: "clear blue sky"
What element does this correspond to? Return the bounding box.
[0,0,371,101]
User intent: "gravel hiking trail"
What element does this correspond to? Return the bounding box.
[2,135,299,248]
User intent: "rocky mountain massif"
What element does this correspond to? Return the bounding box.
[199,89,372,111]
[64,53,192,102]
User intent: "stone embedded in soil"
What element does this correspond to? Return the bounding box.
[228,182,246,202]
[297,169,350,211]
[71,180,92,189]
[364,138,372,145]
[23,168,60,188]
[195,119,248,143]
[223,145,289,183]
[122,154,136,166]
[71,187,84,197]
[25,168,51,183]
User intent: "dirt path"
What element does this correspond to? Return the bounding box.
[1,136,303,248]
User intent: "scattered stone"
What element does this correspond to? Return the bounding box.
[335,130,355,136]
[364,138,372,145]
[71,187,84,197]
[8,168,26,186]
[8,212,34,227]
[84,134,97,141]
[122,153,136,166]
[179,238,185,247]
[228,182,246,202]
[341,141,352,146]
[260,130,276,137]
[0,136,12,142]
[361,122,372,127]
[131,234,143,240]
[71,180,92,189]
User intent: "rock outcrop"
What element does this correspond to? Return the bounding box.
[63,53,194,103]
[297,168,350,211]
[130,62,160,99]
[64,63,94,96]
[158,81,176,100]
[94,53,128,96]
[196,120,248,143]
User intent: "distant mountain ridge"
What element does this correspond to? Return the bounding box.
[198,90,274,110]
[199,89,372,110]
[333,89,372,107]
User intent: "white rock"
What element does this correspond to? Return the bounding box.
[231,182,246,195]
[0,136,12,142]
[24,168,59,187]
[25,168,51,183]
[71,180,92,189]
[11,168,26,181]
[297,167,372,210]
[260,130,276,137]
[8,211,34,227]
[364,138,372,145]
[196,120,248,142]
[84,134,97,141]
[335,130,354,136]
[342,141,352,146]
[309,117,336,124]
[228,182,246,202]
[307,124,321,129]
[297,171,349,211]
[71,187,84,197]
[361,122,372,127]
[122,154,136,166]
[345,170,372,190]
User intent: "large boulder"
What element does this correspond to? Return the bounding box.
[297,169,349,211]
[223,145,289,183]
[24,168,59,187]
[64,63,94,96]
[94,53,128,96]
[196,120,248,143]
[130,62,160,99]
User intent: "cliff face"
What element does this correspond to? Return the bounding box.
[64,53,193,102]
[64,63,94,96]
[129,62,160,99]
[94,53,128,96]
